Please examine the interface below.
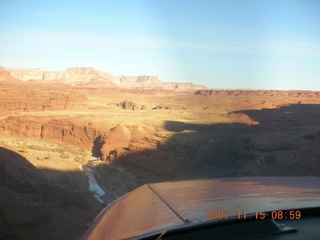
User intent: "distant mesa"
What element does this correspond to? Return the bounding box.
[6,66,207,91]
[0,66,22,83]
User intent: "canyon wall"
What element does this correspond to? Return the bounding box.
[7,67,207,91]
[8,67,117,85]
[0,116,103,149]
[0,115,160,162]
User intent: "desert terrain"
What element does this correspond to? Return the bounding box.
[1,66,320,239]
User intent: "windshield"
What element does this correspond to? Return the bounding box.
[0,1,319,240]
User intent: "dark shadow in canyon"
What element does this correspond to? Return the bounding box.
[97,103,320,194]
[92,135,105,158]
[233,104,320,128]
[0,147,100,240]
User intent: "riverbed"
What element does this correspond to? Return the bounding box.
[80,160,109,204]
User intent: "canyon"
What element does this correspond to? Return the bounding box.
[1,66,320,239]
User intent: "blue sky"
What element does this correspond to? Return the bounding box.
[0,0,320,90]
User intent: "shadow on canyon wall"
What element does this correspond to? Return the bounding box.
[0,147,100,240]
[92,135,105,158]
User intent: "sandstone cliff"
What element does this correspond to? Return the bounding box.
[148,82,206,91]
[8,67,118,86]
[7,67,207,91]
[119,77,207,91]
[7,68,43,80]
[120,75,160,86]
[0,66,22,83]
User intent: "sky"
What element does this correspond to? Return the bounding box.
[0,0,320,90]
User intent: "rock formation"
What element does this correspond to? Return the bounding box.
[0,66,21,82]
[120,75,160,84]
[7,67,207,91]
[0,116,103,150]
[7,68,43,80]
[8,67,118,86]
[117,100,146,110]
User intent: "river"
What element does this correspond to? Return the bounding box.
[80,160,108,204]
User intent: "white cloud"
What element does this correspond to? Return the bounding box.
[2,28,320,57]
[252,42,320,56]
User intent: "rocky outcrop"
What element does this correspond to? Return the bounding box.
[100,125,130,161]
[99,124,160,162]
[117,100,146,110]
